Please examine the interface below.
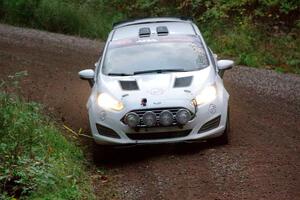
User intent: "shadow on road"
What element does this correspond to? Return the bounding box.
[93,141,216,167]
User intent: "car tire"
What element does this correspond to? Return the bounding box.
[209,107,230,145]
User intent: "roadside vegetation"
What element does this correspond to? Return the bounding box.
[0,72,94,199]
[0,0,299,73]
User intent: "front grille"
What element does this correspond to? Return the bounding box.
[198,116,221,133]
[122,107,194,128]
[126,129,191,140]
[96,124,120,138]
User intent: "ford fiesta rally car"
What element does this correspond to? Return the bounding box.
[79,17,234,147]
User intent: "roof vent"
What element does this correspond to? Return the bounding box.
[139,27,151,37]
[156,26,169,36]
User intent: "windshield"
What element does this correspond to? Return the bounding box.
[102,36,209,76]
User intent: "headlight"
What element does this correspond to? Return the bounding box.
[195,84,217,105]
[97,93,124,111]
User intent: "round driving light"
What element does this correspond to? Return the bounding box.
[142,111,157,127]
[159,110,173,126]
[176,109,191,125]
[125,112,139,128]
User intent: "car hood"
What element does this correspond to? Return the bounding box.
[98,66,215,105]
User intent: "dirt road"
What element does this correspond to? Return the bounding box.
[0,24,299,200]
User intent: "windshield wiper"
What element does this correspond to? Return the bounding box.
[107,73,133,76]
[133,69,186,75]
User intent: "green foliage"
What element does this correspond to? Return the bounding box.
[0,0,124,38]
[201,18,300,72]
[0,0,299,73]
[0,0,39,25]
[0,73,94,199]
[35,0,83,34]
[274,67,286,73]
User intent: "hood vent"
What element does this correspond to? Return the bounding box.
[119,80,139,90]
[174,76,193,88]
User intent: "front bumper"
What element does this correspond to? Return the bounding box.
[88,97,228,145]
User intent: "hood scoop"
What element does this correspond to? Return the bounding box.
[119,80,139,90]
[174,76,193,88]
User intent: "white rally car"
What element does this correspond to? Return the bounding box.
[79,17,233,146]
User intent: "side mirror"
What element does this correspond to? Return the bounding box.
[79,69,95,87]
[217,60,234,70]
[217,60,234,78]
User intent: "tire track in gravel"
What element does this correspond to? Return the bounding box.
[0,24,299,200]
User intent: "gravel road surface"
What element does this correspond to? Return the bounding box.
[0,24,299,200]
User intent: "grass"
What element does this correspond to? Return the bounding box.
[0,72,94,199]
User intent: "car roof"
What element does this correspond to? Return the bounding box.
[111,17,196,41]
